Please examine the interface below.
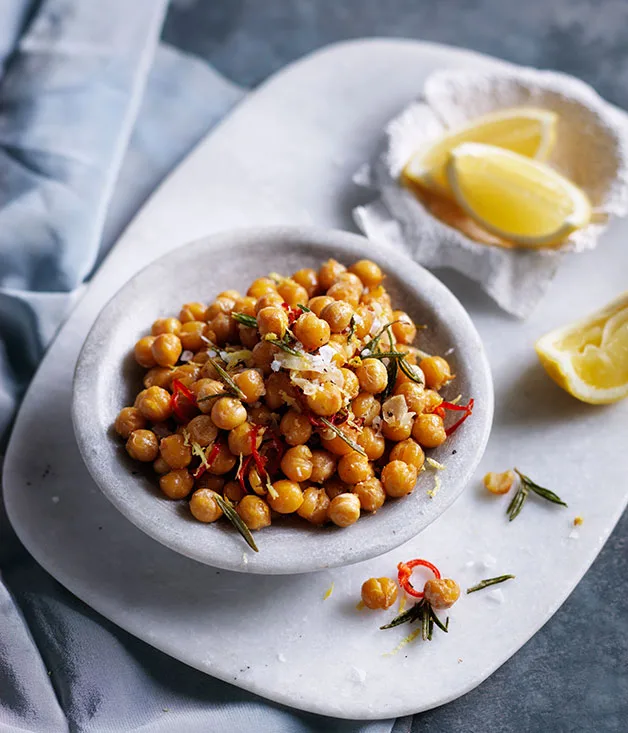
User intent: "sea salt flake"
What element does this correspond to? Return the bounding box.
[487,589,505,604]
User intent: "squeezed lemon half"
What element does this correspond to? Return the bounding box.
[535,292,628,404]
[403,106,557,195]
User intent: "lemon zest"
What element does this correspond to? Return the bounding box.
[427,474,442,499]
[323,582,334,600]
[383,626,423,657]
[355,600,365,611]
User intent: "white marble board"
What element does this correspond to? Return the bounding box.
[4,40,628,719]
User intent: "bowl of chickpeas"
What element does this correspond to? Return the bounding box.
[73,226,493,574]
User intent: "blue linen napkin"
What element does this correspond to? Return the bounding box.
[0,2,400,731]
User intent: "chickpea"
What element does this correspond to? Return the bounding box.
[292,268,319,297]
[251,340,279,375]
[381,460,418,497]
[390,438,425,470]
[136,385,173,422]
[153,456,170,475]
[339,369,360,400]
[381,418,413,442]
[293,312,330,350]
[484,470,515,495]
[179,321,206,352]
[309,450,337,484]
[353,304,374,339]
[208,442,237,475]
[360,284,389,307]
[423,389,444,414]
[328,493,361,527]
[228,421,263,456]
[257,306,289,339]
[199,358,220,380]
[179,302,207,323]
[134,389,148,408]
[281,444,313,482]
[134,336,156,368]
[238,325,259,349]
[330,333,359,361]
[395,343,417,365]
[305,383,343,416]
[349,259,383,288]
[391,311,416,345]
[211,397,247,430]
[307,295,334,317]
[351,392,380,425]
[171,364,201,388]
[189,489,223,522]
[327,281,360,308]
[233,295,257,316]
[233,369,266,403]
[255,291,284,313]
[224,480,245,503]
[320,425,360,456]
[318,259,346,291]
[236,495,271,530]
[268,480,304,514]
[115,407,146,439]
[357,426,385,460]
[151,333,182,367]
[361,577,398,609]
[277,279,309,308]
[159,434,192,469]
[423,578,460,609]
[353,477,386,512]
[194,379,226,414]
[248,403,274,426]
[248,465,266,495]
[247,277,277,299]
[297,487,330,524]
[412,413,447,448]
[206,296,236,320]
[280,410,312,446]
[186,415,218,446]
[210,312,238,345]
[394,381,426,414]
[337,451,372,484]
[320,301,353,333]
[126,429,158,462]
[264,372,295,410]
[143,366,172,390]
[420,356,453,391]
[219,289,241,301]
[160,469,194,499]
[195,474,225,492]
[151,317,182,336]
[356,359,388,394]
[324,477,349,499]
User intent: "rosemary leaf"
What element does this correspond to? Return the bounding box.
[347,315,356,341]
[296,303,311,312]
[319,417,367,457]
[398,357,425,386]
[380,602,423,629]
[264,334,302,356]
[196,392,225,404]
[507,483,528,522]
[515,469,567,507]
[466,574,515,594]
[231,312,258,328]
[361,351,407,360]
[213,493,259,552]
[382,357,398,400]
[360,320,404,355]
[207,356,246,400]
[429,606,449,634]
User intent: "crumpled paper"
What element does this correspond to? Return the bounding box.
[353,66,628,318]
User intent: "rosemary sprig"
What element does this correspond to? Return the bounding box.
[466,574,515,594]
[398,358,425,385]
[196,391,225,404]
[380,598,449,641]
[231,312,258,328]
[347,315,356,342]
[213,493,259,552]
[207,356,246,400]
[507,481,528,521]
[382,357,398,400]
[507,469,567,521]
[263,334,302,356]
[296,303,311,312]
[515,469,567,507]
[361,350,408,359]
[319,417,367,457]
[360,320,403,355]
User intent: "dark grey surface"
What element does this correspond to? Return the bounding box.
[162,2,628,731]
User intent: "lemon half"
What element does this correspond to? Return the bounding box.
[535,292,628,404]
[403,107,557,196]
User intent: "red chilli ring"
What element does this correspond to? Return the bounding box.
[397,558,442,598]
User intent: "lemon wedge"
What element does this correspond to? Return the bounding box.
[403,107,557,195]
[535,292,628,404]
[447,143,591,247]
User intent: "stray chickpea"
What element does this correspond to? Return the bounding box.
[394,381,426,414]
[390,438,425,470]
[292,268,319,297]
[251,340,279,375]
[208,442,237,475]
[151,317,181,336]
[423,578,460,609]
[352,392,380,425]
[134,336,156,368]
[391,311,416,345]
[237,495,271,529]
[352,477,386,512]
[338,451,372,484]
[115,407,146,439]
[186,415,218,446]
[257,306,289,339]
[179,321,206,352]
[412,413,447,448]
[126,430,158,462]
[293,312,331,350]
[269,480,304,514]
[281,444,313,482]
[228,422,262,456]
[179,302,207,323]
[277,279,309,307]
[189,489,223,522]
[143,367,172,390]
[297,487,330,524]
[357,426,385,460]
[136,386,173,422]
[309,450,337,483]
[160,469,194,499]
[151,333,182,367]
[280,410,312,446]
[381,460,418,498]
[483,470,515,495]
[223,480,245,503]
[420,356,453,391]
[328,493,361,527]
[361,577,398,609]
[307,295,334,317]
[211,397,247,430]
[349,260,383,288]
[320,301,353,333]
[305,383,343,416]
[318,259,346,291]
[233,369,266,403]
[356,359,388,394]
[159,434,192,469]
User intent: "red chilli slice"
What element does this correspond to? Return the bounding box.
[171,379,198,423]
[250,424,268,479]
[432,398,474,437]
[192,439,222,480]
[397,558,442,598]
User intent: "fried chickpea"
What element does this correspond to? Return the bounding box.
[248,465,266,495]
[356,358,388,394]
[305,383,343,417]
[223,480,245,503]
[381,460,418,497]
[151,317,181,336]
[199,359,220,381]
[143,367,172,389]
[395,362,425,388]
[391,311,416,345]
[134,336,156,368]
[293,312,330,350]
[390,438,425,470]
[412,413,447,448]
[179,321,206,352]
[335,271,364,291]
[179,302,207,323]
[292,268,319,297]
[328,493,361,527]
[340,368,360,399]
[233,295,257,317]
[352,477,386,512]
[281,444,313,482]
[483,470,515,495]
[248,403,274,426]
[219,289,241,301]
[357,426,385,460]
[170,364,201,388]
[251,340,279,375]
[247,277,277,299]
[318,259,346,291]
[307,295,334,317]
[269,480,304,514]
[237,495,271,530]
[277,279,309,308]
[257,306,289,339]
[320,300,353,333]
[423,389,443,414]
[320,425,360,456]
[395,381,426,414]
[151,333,182,367]
[351,392,380,425]
[309,450,337,484]
[280,410,312,446]
[233,369,266,403]
[423,578,460,609]
[238,325,259,349]
[211,397,247,430]
[361,577,398,609]
[134,389,148,408]
[297,487,330,524]
[159,469,194,499]
[136,386,173,422]
[353,304,374,339]
[324,477,349,499]
[159,434,192,469]
[153,457,170,474]
[210,312,238,344]
[255,291,284,313]
[330,333,358,361]
[349,260,383,288]
[186,415,218,446]
[189,489,223,523]
[194,379,226,413]
[327,281,360,308]
[228,421,263,456]
[206,296,236,320]
[395,343,417,364]
[338,451,372,484]
[195,474,224,492]
[115,407,146,439]
[208,442,237,475]
[381,418,413,442]
[126,429,158,462]
[264,372,295,410]
[420,355,453,391]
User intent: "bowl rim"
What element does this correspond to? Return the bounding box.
[72,225,494,574]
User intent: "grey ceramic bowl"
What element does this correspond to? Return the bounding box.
[73,226,493,574]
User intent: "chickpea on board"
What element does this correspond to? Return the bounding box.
[114,259,474,548]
